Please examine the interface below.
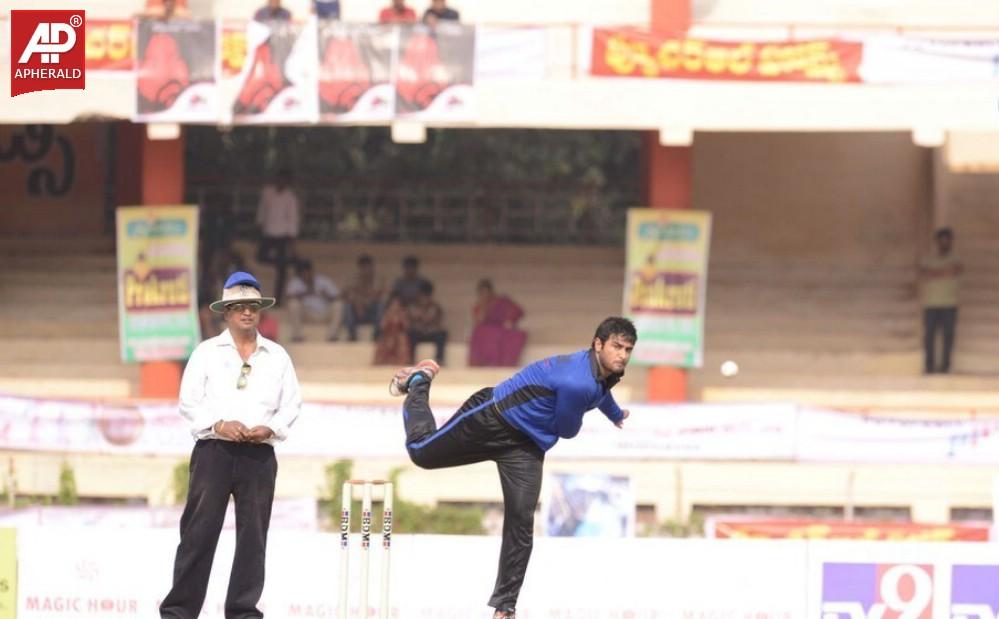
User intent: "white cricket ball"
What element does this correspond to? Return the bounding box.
[720,360,739,378]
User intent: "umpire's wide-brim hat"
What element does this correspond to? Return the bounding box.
[209,271,276,313]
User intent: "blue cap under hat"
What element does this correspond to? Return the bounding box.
[209,271,276,313]
[223,271,262,290]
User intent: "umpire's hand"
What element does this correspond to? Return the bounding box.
[246,425,275,443]
[615,409,630,429]
[215,420,250,441]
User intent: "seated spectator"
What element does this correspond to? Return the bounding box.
[407,281,448,365]
[342,254,385,341]
[254,0,292,22]
[469,279,526,367]
[314,0,341,19]
[374,294,411,365]
[258,308,281,342]
[378,0,417,23]
[390,254,431,307]
[286,260,341,343]
[422,0,459,26]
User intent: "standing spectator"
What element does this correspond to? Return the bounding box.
[342,254,386,342]
[198,245,246,340]
[407,281,448,365]
[256,168,300,306]
[469,279,526,367]
[919,227,962,374]
[314,0,341,19]
[374,294,411,365]
[285,260,341,343]
[145,0,190,18]
[422,0,459,26]
[160,271,301,619]
[378,0,416,23]
[390,255,431,307]
[254,0,292,22]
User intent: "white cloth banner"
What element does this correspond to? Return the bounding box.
[0,395,798,460]
[859,37,999,84]
[5,393,999,464]
[0,498,316,531]
[795,407,999,464]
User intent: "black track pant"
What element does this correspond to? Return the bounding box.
[923,306,957,373]
[161,440,277,619]
[403,380,544,610]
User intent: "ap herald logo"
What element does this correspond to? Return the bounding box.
[10,10,86,96]
[821,563,933,619]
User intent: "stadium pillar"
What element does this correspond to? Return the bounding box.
[641,131,693,403]
[650,0,691,32]
[135,124,187,398]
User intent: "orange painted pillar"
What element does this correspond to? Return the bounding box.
[642,0,694,403]
[135,124,186,398]
[651,0,691,32]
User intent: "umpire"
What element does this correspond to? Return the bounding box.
[161,271,302,619]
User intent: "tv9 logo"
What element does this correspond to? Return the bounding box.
[821,563,932,619]
[10,10,86,96]
[951,564,999,619]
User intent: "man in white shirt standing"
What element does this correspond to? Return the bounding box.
[161,271,302,619]
[286,259,342,342]
[256,168,301,306]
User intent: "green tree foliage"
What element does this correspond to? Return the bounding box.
[172,461,190,505]
[323,459,484,535]
[57,461,78,506]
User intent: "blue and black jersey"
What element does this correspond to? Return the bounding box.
[492,349,624,451]
[399,347,625,609]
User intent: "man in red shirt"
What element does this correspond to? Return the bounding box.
[378,0,417,23]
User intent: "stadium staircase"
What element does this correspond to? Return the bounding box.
[4,232,999,414]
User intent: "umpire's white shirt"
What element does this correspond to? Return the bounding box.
[179,328,302,444]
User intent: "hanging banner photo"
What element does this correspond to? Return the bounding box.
[624,209,711,368]
[134,18,218,122]
[395,23,475,121]
[318,22,395,122]
[231,19,319,124]
[220,21,248,77]
[116,206,200,363]
[85,19,134,73]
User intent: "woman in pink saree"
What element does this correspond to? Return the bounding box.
[468,279,527,367]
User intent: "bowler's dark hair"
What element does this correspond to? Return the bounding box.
[935,227,953,241]
[592,317,637,347]
[358,254,373,266]
[403,255,420,268]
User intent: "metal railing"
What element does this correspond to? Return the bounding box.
[188,184,633,245]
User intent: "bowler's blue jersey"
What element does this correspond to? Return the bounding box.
[492,349,624,451]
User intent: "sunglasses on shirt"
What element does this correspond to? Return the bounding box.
[237,362,252,389]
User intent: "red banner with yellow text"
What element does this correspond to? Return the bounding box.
[85,19,134,72]
[707,517,990,541]
[591,28,863,83]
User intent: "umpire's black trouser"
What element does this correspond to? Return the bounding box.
[161,440,278,619]
[403,380,544,610]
